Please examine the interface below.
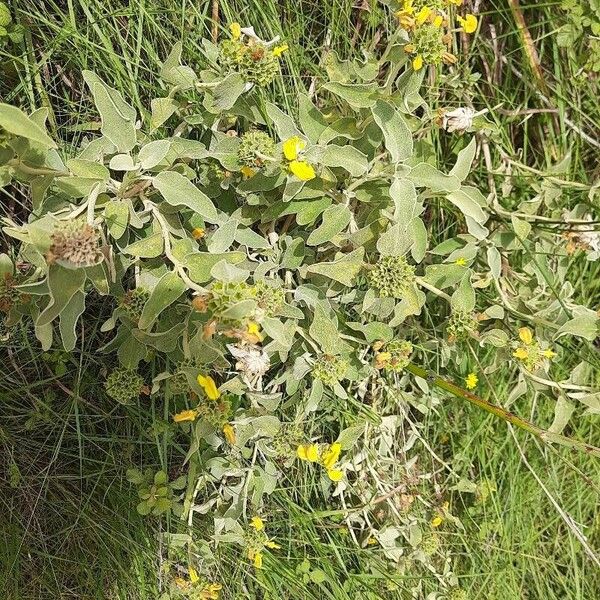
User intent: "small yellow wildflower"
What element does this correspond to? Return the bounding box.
[197,374,220,400]
[189,567,200,583]
[433,15,444,27]
[327,469,344,482]
[247,321,264,342]
[201,583,222,600]
[415,6,432,25]
[449,0,463,5]
[264,540,281,549]
[250,516,265,531]
[413,55,424,71]
[518,327,533,345]
[431,515,443,528]
[272,44,288,57]
[513,347,529,360]
[248,548,263,569]
[173,409,197,423]
[458,13,478,34]
[321,442,341,470]
[367,537,378,545]
[240,166,256,178]
[282,136,306,161]
[455,257,467,266]
[192,227,205,240]
[223,423,236,445]
[542,349,556,359]
[289,160,316,181]
[297,443,319,462]
[465,372,478,390]
[229,22,241,40]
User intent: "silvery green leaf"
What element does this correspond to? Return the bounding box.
[139,140,171,169]
[451,272,476,313]
[210,260,249,283]
[319,144,369,177]
[160,42,197,89]
[304,379,324,414]
[262,317,295,350]
[377,222,414,257]
[150,97,179,129]
[511,214,532,239]
[211,73,247,111]
[266,102,302,140]
[83,71,137,153]
[410,217,427,263]
[109,153,137,171]
[132,323,186,352]
[298,93,328,143]
[139,271,186,329]
[104,200,129,240]
[153,171,218,222]
[449,137,477,181]
[479,329,509,347]
[318,117,364,144]
[408,163,460,193]
[371,100,413,163]
[549,395,575,435]
[306,204,351,246]
[66,159,110,180]
[347,321,393,343]
[0,103,56,148]
[555,309,599,341]
[447,188,488,224]
[207,218,238,253]
[305,247,365,286]
[59,290,85,351]
[37,265,86,327]
[124,232,164,258]
[182,251,245,283]
[309,304,350,355]
[322,81,378,108]
[487,246,502,279]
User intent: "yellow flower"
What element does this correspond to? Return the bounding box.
[455,257,467,266]
[458,13,478,34]
[282,136,306,161]
[518,327,533,345]
[465,372,478,390]
[415,6,432,25]
[247,321,264,342]
[272,44,288,57]
[251,549,263,569]
[431,515,443,528]
[264,540,281,549]
[297,443,320,462]
[240,166,256,178]
[189,567,200,583]
[321,442,341,470]
[197,374,220,400]
[449,0,463,5]
[223,423,236,445]
[289,160,316,181]
[433,15,443,27]
[327,469,344,482]
[250,516,265,531]
[413,55,424,71]
[192,227,205,240]
[201,583,223,600]
[513,347,529,360]
[229,22,241,40]
[367,537,378,545]
[173,409,197,423]
[542,349,556,359]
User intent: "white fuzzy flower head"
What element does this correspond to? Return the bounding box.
[227,344,270,390]
[442,107,476,133]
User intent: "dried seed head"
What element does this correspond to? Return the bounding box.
[47,220,103,268]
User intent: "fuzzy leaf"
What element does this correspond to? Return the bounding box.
[153,171,218,222]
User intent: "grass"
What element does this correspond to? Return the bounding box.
[1,0,599,598]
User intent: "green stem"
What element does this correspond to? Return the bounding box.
[405,363,600,458]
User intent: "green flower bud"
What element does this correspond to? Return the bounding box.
[254,280,285,316]
[121,288,149,321]
[207,281,257,323]
[448,589,468,600]
[377,340,413,372]
[368,255,416,298]
[420,533,441,556]
[218,38,279,87]
[237,130,276,168]
[0,3,12,28]
[196,397,232,429]
[446,310,478,342]
[105,367,144,405]
[312,354,348,387]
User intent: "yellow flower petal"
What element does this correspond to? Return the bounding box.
[240,166,256,178]
[518,327,533,345]
[197,374,220,400]
[513,347,529,360]
[455,257,467,266]
[230,22,241,40]
[282,136,305,161]
[192,227,205,240]
[327,469,344,482]
[253,551,263,569]
[289,160,316,181]
[297,444,319,462]
[413,55,424,71]
[321,442,341,469]
[465,373,478,390]
[542,349,556,359]
[250,516,265,531]
[247,321,264,342]
[173,409,197,423]
[433,15,443,27]
[265,540,281,549]
[458,13,478,34]
[223,423,236,445]
[273,44,288,57]
[415,6,432,25]
[189,567,199,583]
[431,515,443,528]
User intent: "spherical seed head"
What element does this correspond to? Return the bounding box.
[105,367,144,404]
[121,288,149,320]
[0,3,12,28]
[237,130,276,167]
[446,310,478,342]
[254,281,284,316]
[218,38,279,86]
[0,274,21,313]
[312,354,348,387]
[368,255,416,298]
[404,22,449,68]
[47,220,103,268]
[207,281,257,323]
[448,589,468,600]
[420,533,441,556]
[382,339,413,372]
